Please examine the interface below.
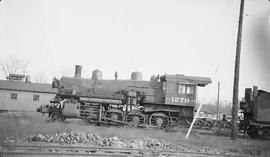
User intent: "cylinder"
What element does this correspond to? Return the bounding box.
[131,72,142,81]
[75,65,82,77]
[92,69,102,80]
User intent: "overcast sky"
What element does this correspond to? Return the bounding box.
[0,0,269,104]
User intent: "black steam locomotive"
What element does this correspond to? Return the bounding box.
[239,86,270,138]
[38,65,211,129]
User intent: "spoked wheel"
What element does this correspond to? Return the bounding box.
[214,121,223,129]
[49,111,63,122]
[149,112,169,130]
[224,122,231,129]
[126,111,146,127]
[204,120,213,130]
[194,119,204,129]
[104,109,124,125]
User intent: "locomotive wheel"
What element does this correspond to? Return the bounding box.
[126,111,146,127]
[204,120,213,130]
[224,122,231,129]
[194,119,204,129]
[50,111,63,122]
[213,121,223,129]
[149,112,169,130]
[104,109,124,123]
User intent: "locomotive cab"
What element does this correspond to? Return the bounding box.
[164,74,210,107]
[165,81,196,106]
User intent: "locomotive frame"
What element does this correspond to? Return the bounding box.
[37,65,211,129]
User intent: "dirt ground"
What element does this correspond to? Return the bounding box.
[0,112,270,156]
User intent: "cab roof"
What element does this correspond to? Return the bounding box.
[166,74,212,87]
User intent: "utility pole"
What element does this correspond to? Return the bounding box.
[217,82,220,120]
[231,0,245,140]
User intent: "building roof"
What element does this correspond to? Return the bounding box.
[0,80,58,94]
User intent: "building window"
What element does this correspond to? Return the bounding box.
[186,85,195,94]
[11,93,18,100]
[178,84,186,94]
[33,95,40,101]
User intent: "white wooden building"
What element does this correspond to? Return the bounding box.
[0,76,57,111]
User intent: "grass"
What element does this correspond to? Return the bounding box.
[0,111,270,156]
[0,112,171,140]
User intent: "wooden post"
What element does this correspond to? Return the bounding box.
[217,82,220,120]
[99,105,102,122]
[231,0,245,140]
[185,103,203,139]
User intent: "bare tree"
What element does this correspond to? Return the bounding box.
[197,101,232,116]
[34,73,48,83]
[61,66,74,77]
[0,57,29,77]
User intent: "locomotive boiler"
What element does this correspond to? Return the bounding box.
[38,65,211,129]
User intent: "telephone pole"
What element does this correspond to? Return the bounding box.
[231,0,245,140]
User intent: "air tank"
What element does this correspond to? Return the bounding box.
[131,72,142,81]
[92,69,102,80]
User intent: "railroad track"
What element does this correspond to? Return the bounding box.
[0,144,253,157]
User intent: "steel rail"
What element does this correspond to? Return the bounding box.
[0,144,253,157]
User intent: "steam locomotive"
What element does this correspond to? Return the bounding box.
[38,65,211,129]
[239,86,270,138]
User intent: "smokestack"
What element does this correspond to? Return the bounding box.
[75,65,82,77]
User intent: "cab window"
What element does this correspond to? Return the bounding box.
[186,85,195,94]
[178,84,186,94]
